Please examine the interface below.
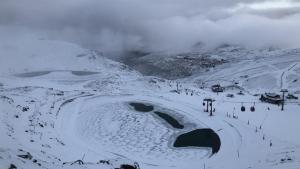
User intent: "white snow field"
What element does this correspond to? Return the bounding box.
[1,35,300,169]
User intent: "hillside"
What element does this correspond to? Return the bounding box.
[1,35,300,169]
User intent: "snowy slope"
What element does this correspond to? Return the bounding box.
[1,35,300,169]
[185,47,300,93]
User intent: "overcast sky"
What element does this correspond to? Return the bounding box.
[1,0,300,53]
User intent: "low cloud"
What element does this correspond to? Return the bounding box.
[1,0,300,54]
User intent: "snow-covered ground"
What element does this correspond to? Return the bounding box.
[1,35,300,169]
[185,47,300,94]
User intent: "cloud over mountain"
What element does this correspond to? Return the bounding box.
[1,0,300,53]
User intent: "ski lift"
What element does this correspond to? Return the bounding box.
[250,102,255,112]
[241,103,245,112]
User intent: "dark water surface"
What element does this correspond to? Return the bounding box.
[15,71,51,77]
[174,129,221,154]
[129,102,154,112]
[71,71,99,76]
[154,111,184,129]
[129,102,221,154]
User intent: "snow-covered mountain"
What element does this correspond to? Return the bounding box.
[121,45,300,93]
[1,34,300,169]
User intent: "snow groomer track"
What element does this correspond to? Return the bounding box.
[1,37,300,169]
[55,92,293,169]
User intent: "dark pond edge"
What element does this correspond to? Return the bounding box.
[128,102,186,129]
[129,102,154,112]
[15,71,51,77]
[71,71,99,76]
[173,129,221,154]
[15,70,100,78]
[153,111,184,129]
[128,101,221,155]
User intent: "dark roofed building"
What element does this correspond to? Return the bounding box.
[260,93,282,105]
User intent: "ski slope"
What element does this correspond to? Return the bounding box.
[1,35,300,169]
[186,47,300,93]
